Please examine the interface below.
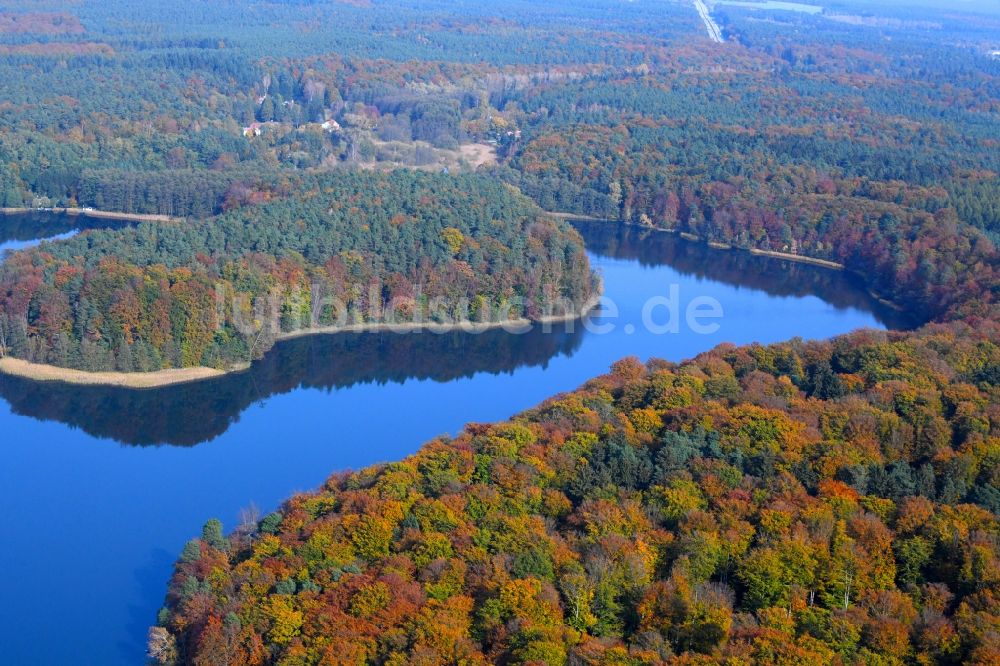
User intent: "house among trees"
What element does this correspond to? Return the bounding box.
[321,119,341,132]
[242,122,263,137]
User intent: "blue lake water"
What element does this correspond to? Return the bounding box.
[0,229,79,255]
[0,210,126,258]
[0,218,912,664]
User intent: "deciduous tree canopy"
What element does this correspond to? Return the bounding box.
[157,322,1000,664]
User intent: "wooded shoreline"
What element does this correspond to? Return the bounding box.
[0,294,603,389]
[552,214,912,312]
[548,212,848,270]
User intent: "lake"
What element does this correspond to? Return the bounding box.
[0,216,912,665]
[0,209,130,257]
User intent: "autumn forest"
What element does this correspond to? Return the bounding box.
[0,0,998,664]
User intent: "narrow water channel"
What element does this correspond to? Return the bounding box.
[0,217,910,665]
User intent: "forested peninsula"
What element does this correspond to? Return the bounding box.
[0,171,597,378]
[156,318,1000,665]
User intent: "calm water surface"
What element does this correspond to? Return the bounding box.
[0,217,912,664]
[0,210,128,256]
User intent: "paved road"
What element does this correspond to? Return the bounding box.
[694,0,725,43]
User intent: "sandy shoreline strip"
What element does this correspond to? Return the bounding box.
[0,357,233,389]
[0,295,602,389]
[746,247,844,270]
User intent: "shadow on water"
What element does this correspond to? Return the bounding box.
[0,219,919,447]
[0,210,129,251]
[0,325,586,447]
[573,220,920,331]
